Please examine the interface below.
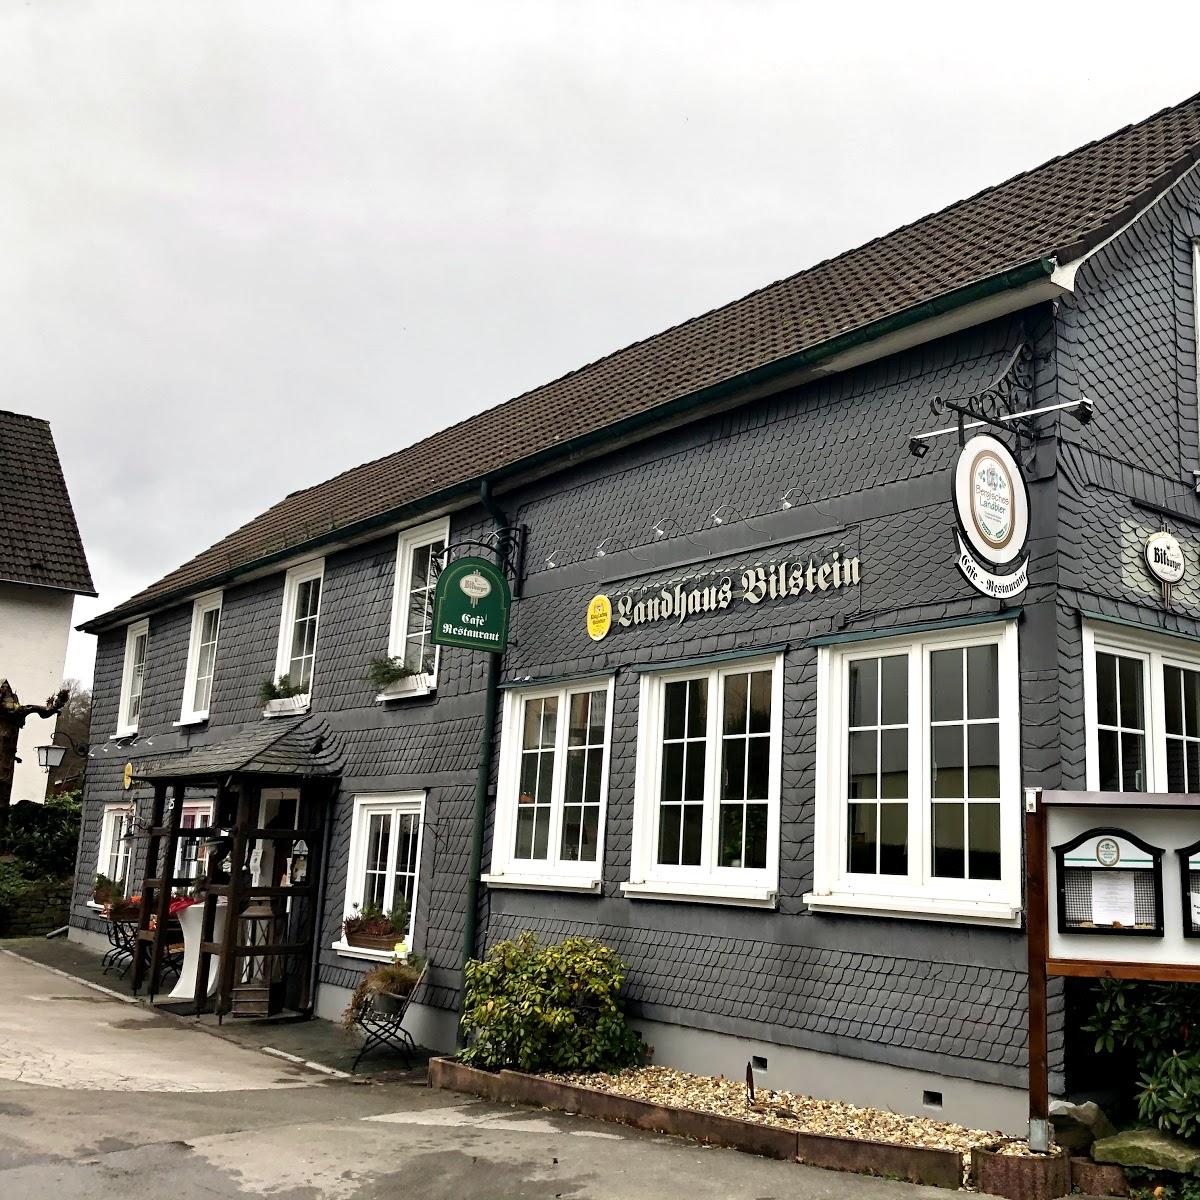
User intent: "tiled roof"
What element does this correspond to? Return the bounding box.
[0,410,95,596]
[89,91,1200,629]
[132,717,342,781]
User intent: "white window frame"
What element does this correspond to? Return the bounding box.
[115,619,150,736]
[173,799,214,885]
[806,621,1022,926]
[382,517,451,700]
[90,803,134,906]
[178,591,223,725]
[484,675,615,892]
[334,791,426,962]
[1082,619,1200,794]
[623,653,783,907]
[269,559,324,714]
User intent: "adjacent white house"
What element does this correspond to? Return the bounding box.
[0,410,95,803]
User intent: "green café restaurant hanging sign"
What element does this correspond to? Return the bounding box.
[431,556,511,654]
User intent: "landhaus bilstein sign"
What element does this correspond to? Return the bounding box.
[431,555,511,653]
[586,551,860,640]
[952,434,1030,599]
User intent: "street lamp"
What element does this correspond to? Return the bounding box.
[36,743,67,770]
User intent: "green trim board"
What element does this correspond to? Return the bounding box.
[431,556,511,654]
[806,608,1021,648]
[1078,608,1200,646]
[499,669,616,691]
[627,643,789,675]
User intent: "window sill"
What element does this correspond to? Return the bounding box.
[803,890,1022,927]
[621,880,778,908]
[481,872,601,894]
[173,714,208,728]
[330,939,401,963]
[375,673,436,703]
[109,730,137,740]
[262,696,310,718]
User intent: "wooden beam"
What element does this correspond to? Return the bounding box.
[214,783,256,1020]
[1047,958,1200,983]
[147,783,186,998]
[1025,787,1050,1143]
[132,782,167,994]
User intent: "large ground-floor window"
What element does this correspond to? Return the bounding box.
[806,620,1021,925]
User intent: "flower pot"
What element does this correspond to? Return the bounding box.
[373,990,408,1014]
[971,1146,1070,1200]
[107,902,140,921]
[345,930,399,952]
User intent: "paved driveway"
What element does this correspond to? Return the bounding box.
[0,950,943,1199]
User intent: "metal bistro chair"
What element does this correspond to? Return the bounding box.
[351,962,428,1072]
[102,918,138,977]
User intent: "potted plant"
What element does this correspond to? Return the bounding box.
[342,954,426,1027]
[343,898,409,951]
[105,891,141,920]
[93,872,132,910]
[258,674,307,715]
[367,655,422,697]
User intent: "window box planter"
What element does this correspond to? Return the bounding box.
[105,900,141,921]
[262,695,308,718]
[375,672,434,702]
[970,1145,1070,1200]
[345,930,400,953]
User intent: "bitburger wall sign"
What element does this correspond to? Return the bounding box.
[586,551,861,641]
[952,434,1030,599]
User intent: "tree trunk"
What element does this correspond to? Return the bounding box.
[0,679,70,839]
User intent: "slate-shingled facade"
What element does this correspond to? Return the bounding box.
[71,93,1200,1131]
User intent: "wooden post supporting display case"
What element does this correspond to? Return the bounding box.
[1025,787,1200,1150]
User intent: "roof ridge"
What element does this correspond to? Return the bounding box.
[243,91,1200,512]
[85,87,1200,628]
[0,408,50,425]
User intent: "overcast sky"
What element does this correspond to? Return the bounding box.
[2,1,1197,687]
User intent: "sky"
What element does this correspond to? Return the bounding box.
[2,1,1198,687]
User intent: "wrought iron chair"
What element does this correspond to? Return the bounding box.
[102,919,138,977]
[351,962,428,1071]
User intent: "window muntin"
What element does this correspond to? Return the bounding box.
[1095,650,1147,792]
[173,801,213,884]
[96,805,133,897]
[388,518,450,688]
[272,560,324,701]
[344,794,424,944]
[489,678,613,886]
[116,619,150,736]
[1164,665,1200,792]
[1084,624,1200,796]
[180,593,222,723]
[287,577,321,690]
[846,654,908,876]
[810,623,1020,921]
[629,654,782,898]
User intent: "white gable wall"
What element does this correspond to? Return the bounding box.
[0,582,74,804]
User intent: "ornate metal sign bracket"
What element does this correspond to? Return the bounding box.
[439,524,527,597]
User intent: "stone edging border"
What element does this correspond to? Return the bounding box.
[428,1056,964,1190]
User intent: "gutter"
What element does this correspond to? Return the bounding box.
[457,478,508,1046]
[80,257,1056,635]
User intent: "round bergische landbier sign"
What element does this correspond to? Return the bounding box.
[1145,531,1185,586]
[586,594,612,641]
[953,435,1030,567]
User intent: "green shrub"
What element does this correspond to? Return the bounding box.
[1084,980,1200,1141]
[0,860,33,917]
[460,932,644,1073]
[6,792,82,877]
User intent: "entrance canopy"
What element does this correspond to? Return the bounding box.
[132,717,342,786]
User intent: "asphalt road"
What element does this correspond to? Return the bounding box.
[0,950,945,1199]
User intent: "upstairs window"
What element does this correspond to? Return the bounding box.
[624,654,782,906]
[271,559,324,707]
[179,592,222,724]
[486,678,614,891]
[116,619,149,736]
[383,517,449,697]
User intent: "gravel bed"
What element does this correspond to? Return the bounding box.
[545,1065,1052,1180]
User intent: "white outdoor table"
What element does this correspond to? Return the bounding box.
[168,897,227,1001]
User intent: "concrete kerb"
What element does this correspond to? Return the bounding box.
[429,1056,964,1190]
[0,944,360,1084]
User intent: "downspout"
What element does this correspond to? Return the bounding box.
[457,478,508,1046]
